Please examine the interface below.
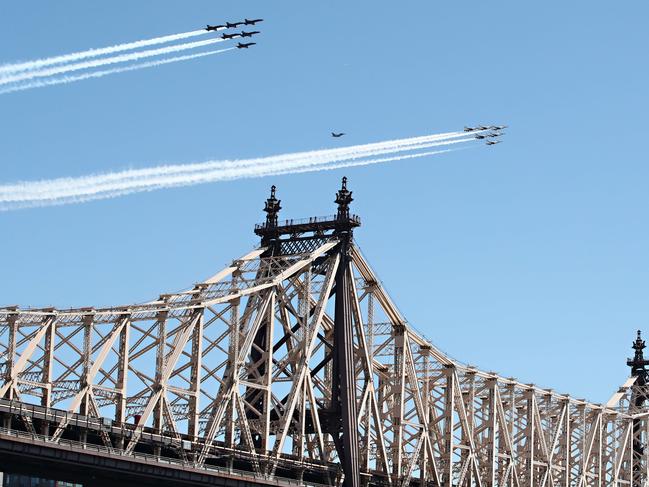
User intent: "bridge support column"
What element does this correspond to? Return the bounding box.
[332,178,361,487]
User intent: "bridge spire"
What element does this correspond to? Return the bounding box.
[628,330,649,377]
[260,185,282,250]
[335,176,353,221]
[263,184,281,228]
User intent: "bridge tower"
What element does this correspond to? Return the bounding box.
[254,178,361,487]
[627,331,649,487]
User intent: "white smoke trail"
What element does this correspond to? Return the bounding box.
[0,137,473,202]
[0,134,477,210]
[0,37,227,86]
[0,30,211,76]
[0,134,471,200]
[0,48,235,95]
[269,147,460,177]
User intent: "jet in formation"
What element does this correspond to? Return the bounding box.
[464,124,507,145]
[207,20,263,31]
[331,132,345,138]
[237,42,256,49]
[239,31,260,38]
[464,125,507,132]
[222,33,240,40]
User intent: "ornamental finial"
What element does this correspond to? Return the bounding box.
[263,185,281,228]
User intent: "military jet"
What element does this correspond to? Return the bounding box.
[331,132,345,138]
[244,18,264,25]
[206,25,225,31]
[491,125,508,130]
[464,126,478,132]
[486,140,501,145]
[239,31,260,38]
[237,42,256,49]
[222,32,240,40]
[226,21,244,28]
[475,135,487,140]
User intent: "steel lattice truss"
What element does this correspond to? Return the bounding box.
[1,237,647,486]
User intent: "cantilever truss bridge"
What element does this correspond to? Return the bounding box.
[1,179,649,487]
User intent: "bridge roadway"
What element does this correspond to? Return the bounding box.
[0,399,343,487]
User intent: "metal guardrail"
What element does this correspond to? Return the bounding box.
[254,215,361,231]
[0,424,337,487]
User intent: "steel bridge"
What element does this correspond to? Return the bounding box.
[1,178,648,487]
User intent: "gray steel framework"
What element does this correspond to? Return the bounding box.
[1,179,648,487]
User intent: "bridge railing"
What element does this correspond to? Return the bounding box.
[0,425,335,487]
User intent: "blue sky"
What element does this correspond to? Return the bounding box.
[1,1,648,403]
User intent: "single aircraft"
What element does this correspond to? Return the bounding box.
[222,32,240,40]
[475,135,486,139]
[237,42,256,49]
[239,31,260,38]
[487,132,503,138]
[491,125,508,130]
[206,25,225,31]
[331,132,345,138]
[486,140,501,145]
[477,125,490,130]
[244,18,264,25]
[464,126,477,132]
[226,21,244,28]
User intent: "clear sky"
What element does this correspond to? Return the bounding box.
[1,1,648,404]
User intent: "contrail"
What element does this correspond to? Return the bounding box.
[0,30,211,76]
[0,133,471,199]
[0,37,227,86]
[0,48,235,95]
[0,133,478,211]
[0,137,473,202]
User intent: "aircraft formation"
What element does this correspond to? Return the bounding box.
[205,18,263,49]
[463,125,507,146]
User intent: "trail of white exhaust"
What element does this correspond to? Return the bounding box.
[0,133,476,211]
[0,133,469,199]
[0,30,210,76]
[0,47,235,95]
[0,37,227,86]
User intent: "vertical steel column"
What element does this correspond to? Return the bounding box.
[153,307,168,434]
[3,308,18,401]
[188,311,203,441]
[332,177,360,487]
[41,314,56,409]
[332,243,360,487]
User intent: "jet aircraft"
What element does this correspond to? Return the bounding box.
[464,126,477,132]
[206,25,225,31]
[239,31,260,38]
[475,135,486,140]
[331,132,345,138]
[226,21,244,28]
[237,42,256,49]
[487,132,503,138]
[486,140,501,145]
[244,18,264,25]
[222,33,240,40]
[491,125,508,130]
